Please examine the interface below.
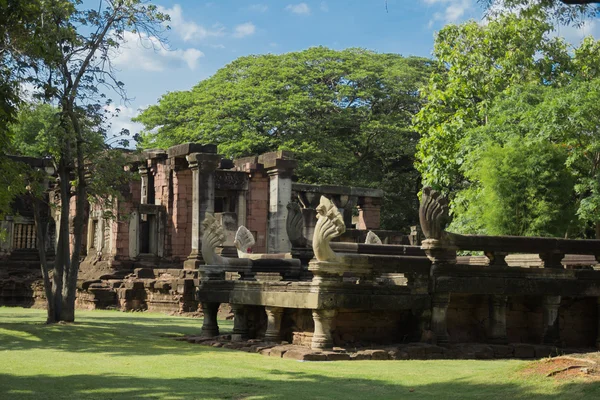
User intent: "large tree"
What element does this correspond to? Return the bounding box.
[415,8,600,237]
[136,47,433,229]
[1,0,167,323]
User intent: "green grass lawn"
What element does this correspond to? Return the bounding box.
[0,308,597,400]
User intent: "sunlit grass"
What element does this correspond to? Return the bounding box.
[0,307,597,399]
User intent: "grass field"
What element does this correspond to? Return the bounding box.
[0,307,598,399]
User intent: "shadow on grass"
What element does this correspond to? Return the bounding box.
[0,371,598,400]
[0,311,233,357]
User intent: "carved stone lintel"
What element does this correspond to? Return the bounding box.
[313,196,346,262]
[264,306,284,342]
[431,293,450,345]
[231,304,248,341]
[201,302,220,337]
[542,295,561,345]
[488,295,508,344]
[311,309,337,350]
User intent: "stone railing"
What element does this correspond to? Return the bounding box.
[200,214,301,281]
[419,187,600,269]
[418,187,600,346]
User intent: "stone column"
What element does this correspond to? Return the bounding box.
[184,152,221,269]
[236,190,247,228]
[201,302,220,337]
[264,158,297,253]
[311,309,337,350]
[431,293,451,345]
[264,306,284,342]
[488,295,508,344]
[357,197,382,230]
[540,251,565,269]
[542,295,561,345]
[139,165,149,205]
[231,304,248,342]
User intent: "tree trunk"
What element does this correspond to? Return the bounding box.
[33,194,55,324]
[52,161,71,323]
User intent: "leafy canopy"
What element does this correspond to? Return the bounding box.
[136,47,433,229]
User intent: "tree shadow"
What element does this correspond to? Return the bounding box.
[0,310,233,357]
[0,371,598,400]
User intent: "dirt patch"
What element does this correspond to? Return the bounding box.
[523,354,600,381]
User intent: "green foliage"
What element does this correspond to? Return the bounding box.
[453,139,575,236]
[415,7,600,237]
[448,79,600,237]
[136,47,433,229]
[414,12,573,192]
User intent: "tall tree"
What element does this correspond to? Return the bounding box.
[416,8,600,237]
[136,47,433,229]
[1,0,168,323]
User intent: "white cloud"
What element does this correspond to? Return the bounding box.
[111,30,204,72]
[553,20,600,47]
[249,4,268,12]
[320,2,329,12]
[159,4,225,42]
[233,22,256,38]
[424,0,473,26]
[286,3,311,15]
[103,104,146,143]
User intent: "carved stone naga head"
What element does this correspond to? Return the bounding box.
[201,213,227,265]
[286,201,308,248]
[419,186,450,241]
[313,196,346,262]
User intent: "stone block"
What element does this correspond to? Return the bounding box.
[351,351,371,360]
[388,349,409,360]
[513,344,535,358]
[259,348,272,356]
[323,352,351,361]
[534,345,556,359]
[282,349,312,360]
[270,345,292,358]
[490,344,513,358]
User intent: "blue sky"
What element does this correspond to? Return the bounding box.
[105,0,600,138]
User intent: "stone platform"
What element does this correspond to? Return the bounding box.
[177,335,595,361]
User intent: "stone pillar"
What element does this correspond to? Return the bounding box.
[201,302,220,337]
[139,165,149,205]
[231,304,248,341]
[431,293,451,345]
[488,295,508,344]
[542,295,561,345]
[311,309,337,350]
[237,190,247,228]
[184,152,220,269]
[264,157,297,253]
[356,197,382,230]
[540,251,565,269]
[264,306,284,342]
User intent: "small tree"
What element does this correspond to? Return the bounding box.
[3,0,168,323]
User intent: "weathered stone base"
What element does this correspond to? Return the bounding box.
[178,335,595,361]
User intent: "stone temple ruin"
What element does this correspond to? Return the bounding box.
[2,143,600,359]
